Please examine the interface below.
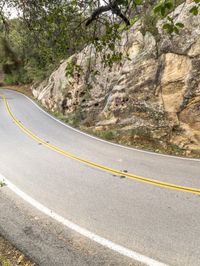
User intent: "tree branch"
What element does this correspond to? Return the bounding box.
[86,0,130,26]
[86,5,111,26]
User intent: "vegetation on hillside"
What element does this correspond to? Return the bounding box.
[0,0,199,85]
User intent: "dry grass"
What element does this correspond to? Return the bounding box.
[0,235,35,266]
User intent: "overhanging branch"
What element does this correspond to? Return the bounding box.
[86,0,130,26]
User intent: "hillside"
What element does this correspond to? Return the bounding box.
[32,1,200,156]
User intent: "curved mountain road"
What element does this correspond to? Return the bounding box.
[0,89,200,266]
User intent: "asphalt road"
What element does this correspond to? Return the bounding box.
[0,89,200,266]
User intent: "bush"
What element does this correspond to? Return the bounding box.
[4,68,33,85]
[4,73,19,85]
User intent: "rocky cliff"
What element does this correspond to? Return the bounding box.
[32,1,200,156]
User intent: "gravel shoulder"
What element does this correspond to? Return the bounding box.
[0,235,35,266]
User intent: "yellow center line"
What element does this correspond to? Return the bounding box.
[1,94,200,195]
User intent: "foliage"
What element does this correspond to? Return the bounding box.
[0,256,11,266]
[0,179,6,187]
[154,1,174,17]
[163,16,184,34]
[94,129,120,141]
[0,1,92,84]
[190,0,200,15]
[0,1,198,84]
[65,58,83,78]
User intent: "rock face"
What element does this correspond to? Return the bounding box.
[32,2,200,155]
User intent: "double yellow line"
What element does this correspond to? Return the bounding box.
[1,94,200,195]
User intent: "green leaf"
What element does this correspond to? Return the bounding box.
[161,6,166,16]
[154,5,162,14]
[167,16,173,23]
[109,43,115,51]
[163,23,170,30]
[114,23,119,30]
[194,0,200,3]
[130,16,139,26]
[175,22,184,28]
[190,6,199,15]
[165,1,173,10]
[173,27,179,34]
[134,0,142,5]
[163,23,173,33]
[0,180,6,187]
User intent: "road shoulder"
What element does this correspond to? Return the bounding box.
[0,187,139,266]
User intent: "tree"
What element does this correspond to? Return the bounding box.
[0,0,199,83]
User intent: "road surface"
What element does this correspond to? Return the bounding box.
[0,89,200,266]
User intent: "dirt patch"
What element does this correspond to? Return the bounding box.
[0,235,35,266]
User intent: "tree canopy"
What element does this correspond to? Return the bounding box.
[0,0,199,84]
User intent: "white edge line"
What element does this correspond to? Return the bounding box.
[0,174,167,266]
[1,88,200,162]
[16,90,200,163]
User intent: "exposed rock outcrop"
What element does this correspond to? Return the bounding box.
[32,2,200,155]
